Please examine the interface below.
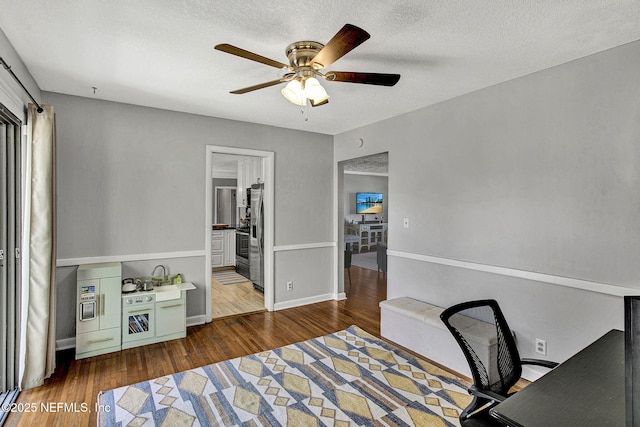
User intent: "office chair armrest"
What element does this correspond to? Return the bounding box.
[467,385,507,403]
[521,358,559,369]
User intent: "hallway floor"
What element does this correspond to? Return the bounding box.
[211,276,265,318]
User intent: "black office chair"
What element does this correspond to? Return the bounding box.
[440,299,558,426]
[376,243,387,276]
[344,249,352,293]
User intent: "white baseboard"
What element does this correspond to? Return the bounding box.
[521,365,547,382]
[56,337,76,351]
[273,293,335,311]
[56,315,206,351]
[186,315,207,327]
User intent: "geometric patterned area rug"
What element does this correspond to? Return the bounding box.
[98,325,471,426]
[212,270,252,285]
[351,251,378,271]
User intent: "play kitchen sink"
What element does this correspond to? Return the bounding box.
[123,277,175,291]
[153,284,185,301]
[154,283,196,302]
[122,280,188,301]
[121,264,186,294]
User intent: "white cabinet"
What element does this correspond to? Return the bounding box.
[250,157,262,185]
[244,157,262,188]
[225,230,236,266]
[236,157,263,208]
[76,262,122,359]
[212,229,236,268]
[211,230,224,268]
[244,158,253,190]
[346,223,388,252]
[156,296,186,338]
[237,160,247,208]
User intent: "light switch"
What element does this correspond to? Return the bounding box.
[403,218,409,229]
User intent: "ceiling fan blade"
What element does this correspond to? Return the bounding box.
[325,72,401,86]
[215,44,291,70]
[311,24,370,70]
[230,78,288,94]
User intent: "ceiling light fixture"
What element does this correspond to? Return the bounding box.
[281,79,306,106]
[281,76,330,107]
[215,24,401,107]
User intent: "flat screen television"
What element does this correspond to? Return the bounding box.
[356,192,383,214]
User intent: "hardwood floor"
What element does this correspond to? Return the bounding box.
[211,277,265,318]
[5,266,386,426]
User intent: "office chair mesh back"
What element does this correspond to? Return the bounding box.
[344,249,352,288]
[442,300,522,396]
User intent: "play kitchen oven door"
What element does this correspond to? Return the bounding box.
[122,294,155,345]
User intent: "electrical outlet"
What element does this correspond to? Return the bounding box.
[535,338,547,356]
[286,281,293,291]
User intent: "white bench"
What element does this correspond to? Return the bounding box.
[380,297,498,379]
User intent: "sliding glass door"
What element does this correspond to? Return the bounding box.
[0,103,22,395]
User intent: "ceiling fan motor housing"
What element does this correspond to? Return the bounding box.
[215,24,399,96]
[285,41,325,72]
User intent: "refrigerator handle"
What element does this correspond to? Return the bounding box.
[259,201,264,255]
[101,294,105,316]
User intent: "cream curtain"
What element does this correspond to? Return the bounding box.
[19,104,57,390]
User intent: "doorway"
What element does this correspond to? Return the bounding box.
[205,146,274,322]
[339,152,388,297]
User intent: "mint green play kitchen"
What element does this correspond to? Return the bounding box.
[75,262,195,359]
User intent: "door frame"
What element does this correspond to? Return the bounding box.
[204,145,274,322]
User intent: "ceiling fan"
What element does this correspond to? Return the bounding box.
[214,24,401,107]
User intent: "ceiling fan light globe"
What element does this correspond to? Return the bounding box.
[311,92,330,104]
[304,77,327,100]
[281,80,306,106]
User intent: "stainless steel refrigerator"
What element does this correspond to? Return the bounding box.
[249,183,264,291]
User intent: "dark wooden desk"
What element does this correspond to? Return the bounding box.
[490,329,624,427]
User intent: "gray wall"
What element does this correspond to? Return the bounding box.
[47,92,334,340]
[335,40,640,372]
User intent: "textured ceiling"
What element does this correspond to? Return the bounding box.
[343,153,388,174]
[1,1,639,135]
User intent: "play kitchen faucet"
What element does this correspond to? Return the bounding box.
[152,264,166,278]
[151,264,172,286]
